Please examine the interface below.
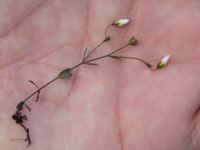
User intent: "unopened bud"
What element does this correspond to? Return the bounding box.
[112,19,130,27]
[157,55,171,69]
[128,37,137,45]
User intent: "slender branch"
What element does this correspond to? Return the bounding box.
[19,124,31,147]
[20,43,130,105]
[84,44,129,64]
[23,77,58,103]
[82,48,88,62]
[104,24,111,38]
[70,43,129,71]
[83,40,105,61]
[82,24,111,63]
[109,55,153,69]
[29,80,40,102]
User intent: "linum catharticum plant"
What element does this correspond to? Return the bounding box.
[11,18,171,147]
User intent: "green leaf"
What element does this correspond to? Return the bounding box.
[57,68,72,79]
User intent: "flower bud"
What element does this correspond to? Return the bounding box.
[157,55,171,69]
[112,19,130,27]
[128,37,137,45]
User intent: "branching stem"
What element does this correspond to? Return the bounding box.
[21,43,130,105]
[11,20,157,147]
[23,77,58,103]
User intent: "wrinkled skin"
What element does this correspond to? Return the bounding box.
[0,0,200,150]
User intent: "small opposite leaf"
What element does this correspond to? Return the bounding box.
[57,68,72,79]
[82,48,88,61]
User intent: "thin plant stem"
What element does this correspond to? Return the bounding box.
[21,43,129,104]
[84,44,129,64]
[83,40,105,61]
[23,77,58,103]
[18,24,128,105]
[109,55,153,69]
[70,43,129,70]
[104,24,111,38]
[83,25,111,61]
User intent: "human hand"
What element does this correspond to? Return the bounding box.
[0,0,200,150]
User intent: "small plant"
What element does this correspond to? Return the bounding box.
[11,18,171,147]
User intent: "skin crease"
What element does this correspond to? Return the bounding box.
[0,0,200,149]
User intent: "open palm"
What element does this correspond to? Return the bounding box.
[0,0,200,150]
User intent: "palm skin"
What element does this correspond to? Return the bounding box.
[0,0,200,150]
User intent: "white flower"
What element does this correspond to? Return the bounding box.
[157,55,171,69]
[112,19,130,27]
